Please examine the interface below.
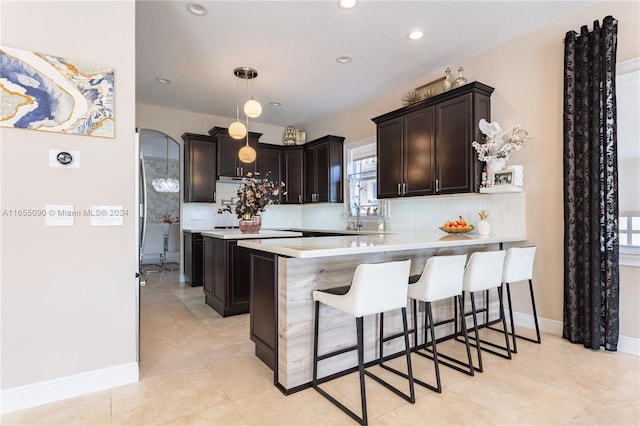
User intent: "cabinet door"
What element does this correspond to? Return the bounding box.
[212,238,226,308]
[282,148,303,204]
[257,144,281,182]
[213,129,260,178]
[436,94,472,194]
[192,235,203,286]
[377,118,404,199]
[404,107,436,196]
[230,242,251,311]
[217,134,240,177]
[183,135,216,202]
[203,236,215,299]
[303,148,316,203]
[314,143,329,202]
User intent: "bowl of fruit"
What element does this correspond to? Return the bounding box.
[439,216,475,234]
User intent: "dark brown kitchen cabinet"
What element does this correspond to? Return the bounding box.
[281,146,303,204]
[303,135,344,203]
[257,143,282,183]
[182,133,217,202]
[373,82,493,198]
[203,236,251,317]
[376,108,436,198]
[249,250,278,369]
[183,231,203,287]
[209,126,262,179]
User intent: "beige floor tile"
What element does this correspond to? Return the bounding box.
[232,387,354,426]
[110,367,230,425]
[139,346,205,379]
[157,402,249,426]
[201,355,275,401]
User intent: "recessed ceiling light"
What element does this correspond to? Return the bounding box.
[187,2,208,16]
[336,55,352,64]
[408,30,425,41]
[338,0,357,9]
[270,101,282,107]
[156,77,171,84]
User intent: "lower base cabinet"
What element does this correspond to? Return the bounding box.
[183,231,203,287]
[203,237,251,317]
[249,251,278,370]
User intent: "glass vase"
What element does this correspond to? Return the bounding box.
[239,215,262,233]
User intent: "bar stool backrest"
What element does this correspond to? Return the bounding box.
[411,254,467,302]
[463,251,506,292]
[503,246,536,283]
[347,259,411,317]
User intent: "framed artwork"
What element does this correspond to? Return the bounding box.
[491,169,515,186]
[415,76,446,100]
[0,45,114,138]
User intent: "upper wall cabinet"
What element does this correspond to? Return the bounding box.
[209,126,262,179]
[281,146,304,204]
[372,82,493,198]
[303,135,344,203]
[182,133,217,203]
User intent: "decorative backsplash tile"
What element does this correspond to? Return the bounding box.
[144,156,179,223]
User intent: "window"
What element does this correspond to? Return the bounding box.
[619,215,640,252]
[346,137,383,219]
[617,57,640,266]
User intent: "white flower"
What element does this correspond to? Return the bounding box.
[472,119,529,161]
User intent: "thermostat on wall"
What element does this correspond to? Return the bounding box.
[49,149,80,168]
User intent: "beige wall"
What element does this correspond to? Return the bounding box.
[1,0,137,393]
[306,1,640,340]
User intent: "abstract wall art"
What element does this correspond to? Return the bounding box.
[0,45,114,138]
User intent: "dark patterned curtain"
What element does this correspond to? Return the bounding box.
[563,16,619,351]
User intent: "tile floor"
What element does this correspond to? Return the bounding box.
[2,270,639,425]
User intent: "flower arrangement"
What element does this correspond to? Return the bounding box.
[162,214,179,224]
[472,119,529,161]
[217,172,286,220]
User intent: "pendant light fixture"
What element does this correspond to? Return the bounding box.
[152,136,180,193]
[231,66,259,163]
[228,73,247,139]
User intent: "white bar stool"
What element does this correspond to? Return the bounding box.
[502,246,541,353]
[312,259,415,426]
[407,254,474,393]
[459,250,511,372]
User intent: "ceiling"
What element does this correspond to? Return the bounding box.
[136,0,593,132]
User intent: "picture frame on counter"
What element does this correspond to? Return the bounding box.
[491,169,515,186]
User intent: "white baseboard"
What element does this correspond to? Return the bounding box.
[513,312,639,356]
[1,362,138,415]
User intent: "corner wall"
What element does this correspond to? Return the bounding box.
[1,0,138,413]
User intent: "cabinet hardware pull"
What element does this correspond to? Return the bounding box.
[213,192,216,202]
[435,178,440,193]
[397,183,401,196]
[298,194,302,203]
[402,182,407,195]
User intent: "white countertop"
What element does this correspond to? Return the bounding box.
[237,231,527,258]
[200,229,303,240]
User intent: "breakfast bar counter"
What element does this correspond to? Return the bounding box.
[237,231,527,393]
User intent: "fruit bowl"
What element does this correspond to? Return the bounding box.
[439,225,474,234]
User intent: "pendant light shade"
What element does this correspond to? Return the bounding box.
[244,98,262,118]
[229,120,247,139]
[239,145,257,163]
[152,136,180,193]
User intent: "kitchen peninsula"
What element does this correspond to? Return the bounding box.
[238,231,527,393]
[199,229,302,317]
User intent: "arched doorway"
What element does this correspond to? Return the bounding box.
[139,129,181,273]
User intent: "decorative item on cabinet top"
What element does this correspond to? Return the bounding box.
[283,126,296,145]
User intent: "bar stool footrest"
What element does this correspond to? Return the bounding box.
[365,369,416,402]
[415,347,474,376]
